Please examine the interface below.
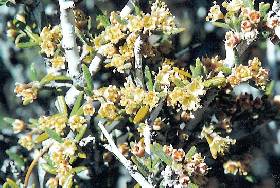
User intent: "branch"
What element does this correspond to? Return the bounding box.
[58,0,81,85]
[88,0,137,76]
[120,0,138,18]
[134,35,145,88]
[24,144,52,188]
[98,122,153,188]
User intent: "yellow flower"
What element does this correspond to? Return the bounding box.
[201,125,236,159]
[127,15,144,32]
[143,91,159,109]
[62,139,77,156]
[83,102,95,116]
[40,26,62,57]
[105,54,128,73]
[98,102,118,120]
[68,115,87,132]
[50,56,65,70]
[39,114,67,135]
[18,134,34,150]
[206,2,224,22]
[222,0,244,12]
[14,81,40,105]
[223,160,248,175]
[104,25,125,44]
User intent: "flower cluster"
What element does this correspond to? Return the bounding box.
[14,81,40,105]
[38,114,68,135]
[227,57,269,89]
[40,26,62,57]
[223,160,248,175]
[93,0,182,73]
[201,125,236,159]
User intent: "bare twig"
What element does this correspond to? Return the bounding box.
[58,0,82,85]
[120,0,138,18]
[134,35,145,88]
[24,144,52,188]
[98,121,153,188]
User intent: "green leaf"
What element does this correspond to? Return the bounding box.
[133,105,149,124]
[242,0,254,8]
[62,174,73,188]
[216,66,232,75]
[40,74,71,85]
[96,14,110,28]
[75,126,87,142]
[265,80,275,96]
[41,163,57,175]
[3,178,19,188]
[186,146,197,160]
[5,150,25,168]
[29,63,38,81]
[3,117,15,125]
[16,41,39,48]
[188,182,199,188]
[144,66,153,91]
[259,3,270,17]
[70,92,84,117]
[211,22,231,29]
[131,156,149,176]
[150,143,172,165]
[56,96,68,115]
[34,133,49,143]
[82,64,94,95]
[0,0,8,6]
[245,175,256,183]
[72,166,87,174]
[190,58,203,78]
[45,128,63,143]
[203,77,226,88]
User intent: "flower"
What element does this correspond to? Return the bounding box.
[241,20,252,32]
[98,102,118,120]
[12,119,25,134]
[201,125,236,159]
[223,160,248,175]
[14,81,40,105]
[50,56,65,70]
[40,26,62,57]
[68,115,87,131]
[172,149,185,162]
[46,177,58,188]
[39,114,67,135]
[118,143,129,157]
[225,31,240,48]
[18,134,34,150]
[206,2,224,22]
[131,140,145,157]
[248,10,261,24]
[163,145,174,156]
[83,102,95,116]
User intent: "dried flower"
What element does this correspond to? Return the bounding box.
[223,160,248,175]
[131,140,145,157]
[206,2,224,22]
[12,119,25,134]
[172,149,185,162]
[18,134,34,151]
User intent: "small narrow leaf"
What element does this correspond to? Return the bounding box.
[40,74,71,85]
[131,156,149,176]
[144,66,154,91]
[29,63,38,81]
[34,133,49,143]
[72,166,87,174]
[75,126,87,142]
[203,77,226,88]
[133,105,149,124]
[186,146,197,160]
[41,163,57,175]
[191,58,203,78]
[188,182,199,188]
[150,143,172,165]
[45,128,63,143]
[56,96,68,115]
[211,22,231,29]
[3,117,15,125]
[3,178,19,188]
[5,150,25,168]
[82,64,94,95]
[70,92,84,117]
[62,174,73,188]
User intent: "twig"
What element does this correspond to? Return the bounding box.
[134,35,145,88]
[58,0,82,85]
[120,0,138,18]
[98,122,153,188]
[24,144,52,188]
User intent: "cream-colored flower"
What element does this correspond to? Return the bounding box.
[206,2,224,22]
[14,81,40,105]
[50,56,65,70]
[18,134,34,150]
[12,119,25,134]
[68,115,87,131]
